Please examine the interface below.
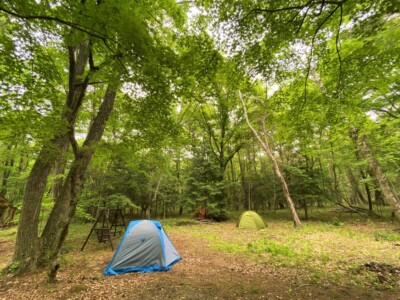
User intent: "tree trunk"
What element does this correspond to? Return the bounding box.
[329,142,341,204]
[229,159,240,211]
[360,170,373,211]
[359,135,400,222]
[175,152,184,216]
[246,147,254,210]
[152,176,162,218]
[12,42,91,274]
[347,168,366,205]
[17,148,27,176]
[260,157,272,210]
[12,138,66,273]
[237,151,248,210]
[51,147,69,201]
[1,143,17,197]
[302,199,308,220]
[38,86,117,271]
[349,128,373,210]
[266,141,301,226]
[239,91,301,227]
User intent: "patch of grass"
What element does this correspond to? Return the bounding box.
[58,252,78,267]
[331,218,344,227]
[63,223,93,250]
[247,238,296,257]
[175,220,199,226]
[189,230,220,242]
[214,242,244,253]
[5,260,19,273]
[320,252,331,264]
[189,230,245,254]
[310,272,322,284]
[374,230,400,242]
[0,226,17,241]
[160,218,193,230]
[248,285,260,294]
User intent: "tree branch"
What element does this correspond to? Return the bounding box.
[68,127,80,159]
[238,92,268,151]
[0,6,104,39]
[200,109,221,156]
[68,46,76,95]
[376,108,399,119]
[223,142,244,170]
[249,0,347,15]
[246,1,314,16]
[335,4,343,96]
[0,6,119,56]
[302,5,341,111]
[88,41,99,71]
[295,6,311,33]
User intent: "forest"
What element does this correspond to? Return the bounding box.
[0,0,400,299]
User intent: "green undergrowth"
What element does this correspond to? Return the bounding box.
[0,227,17,242]
[374,230,400,242]
[175,215,400,291]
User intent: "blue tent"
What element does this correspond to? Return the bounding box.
[104,220,181,275]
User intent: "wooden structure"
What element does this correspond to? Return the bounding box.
[81,208,126,251]
[0,195,17,228]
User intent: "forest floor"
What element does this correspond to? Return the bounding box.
[1,216,400,299]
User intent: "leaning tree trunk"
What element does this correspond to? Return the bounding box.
[12,42,90,274]
[12,147,59,273]
[359,135,400,222]
[38,86,118,280]
[261,130,302,227]
[239,92,301,227]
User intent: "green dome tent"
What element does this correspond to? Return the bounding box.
[237,211,266,230]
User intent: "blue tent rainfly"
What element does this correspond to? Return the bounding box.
[104,220,181,275]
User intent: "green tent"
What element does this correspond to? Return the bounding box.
[237,211,266,230]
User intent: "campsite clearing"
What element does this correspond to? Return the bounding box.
[1,218,400,299]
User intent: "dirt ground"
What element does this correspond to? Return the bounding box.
[0,229,399,300]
